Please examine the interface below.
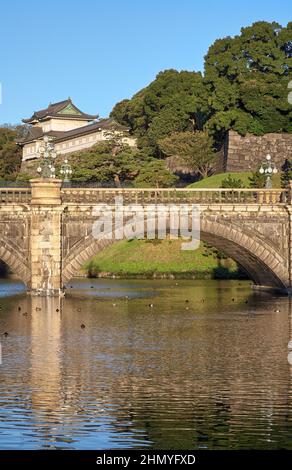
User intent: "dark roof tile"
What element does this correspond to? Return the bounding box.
[22,98,98,123]
[17,118,129,145]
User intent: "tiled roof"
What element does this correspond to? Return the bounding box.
[16,128,64,144]
[22,98,98,123]
[17,118,129,145]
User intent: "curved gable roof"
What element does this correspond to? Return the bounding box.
[22,98,98,123]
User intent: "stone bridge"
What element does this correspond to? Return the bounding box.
[0,179,292,295]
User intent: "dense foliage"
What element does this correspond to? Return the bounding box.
[55,142,177,188]
[221,174,243,188]
[248,171,266,188]
[112,21,292,151]
[134,160,178,187]
[111,69,209,153]
[0,127,22,180]
[281,159,292,188]
[204,21,292,144]
[158,131,214,178]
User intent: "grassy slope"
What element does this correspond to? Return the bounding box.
[84,238,243,279]
[188,172,281,188]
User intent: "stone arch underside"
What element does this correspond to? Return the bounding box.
[0,237,30,286]
[62,218,289,290]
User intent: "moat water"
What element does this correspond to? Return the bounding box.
[0,278,292,450]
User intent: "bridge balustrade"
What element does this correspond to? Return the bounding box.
[0,188,31,204]
[0,187,288,205]
[60,187,289,205]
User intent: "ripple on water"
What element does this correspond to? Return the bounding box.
[0,279,292,449]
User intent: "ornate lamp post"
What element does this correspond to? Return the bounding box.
[36,135,57,178]
[259,154,278,189]
[36,136,73,182]
[60,158,72,183]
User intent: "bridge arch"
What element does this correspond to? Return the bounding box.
[199,218,288,289]
[62,217,289,290]
[0,237,30,287]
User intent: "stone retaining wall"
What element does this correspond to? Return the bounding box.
[221,130,292,173]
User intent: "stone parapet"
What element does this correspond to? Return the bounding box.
[30,179,62,205]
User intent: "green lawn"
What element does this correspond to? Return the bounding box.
[188,172,281,188]
[84,238,245,279]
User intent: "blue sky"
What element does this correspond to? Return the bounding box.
[0,0,291,124]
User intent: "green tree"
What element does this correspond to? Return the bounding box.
[248,171,266,188]
[60,142,114,182]
[221,174,243,188]
[54,142,175,187]
[158,131,214,179]
[0,127,22,180]
[111,69,209,153]
[134,160,178,188]
[204,21,292,145]
[281,160,292,188]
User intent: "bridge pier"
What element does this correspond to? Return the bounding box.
[29,179,63,296]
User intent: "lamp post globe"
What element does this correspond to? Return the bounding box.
[258,154,277,189]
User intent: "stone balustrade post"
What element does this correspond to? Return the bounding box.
[257,190,264,205]
[29,179,63,296]
[289,181,292,206]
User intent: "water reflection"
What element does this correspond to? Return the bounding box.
[0,279,292,449]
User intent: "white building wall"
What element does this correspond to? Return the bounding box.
[22,131,136,161]
[41,118,92,133]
